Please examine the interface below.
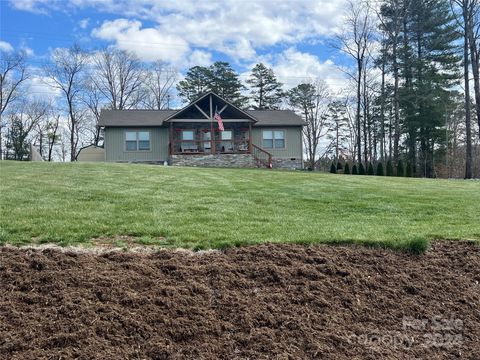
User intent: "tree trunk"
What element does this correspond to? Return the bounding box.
[463,2,473,179]
[363,68,368,164]
[380,49,386,162]
[356,59,363,165]
[0,122,3,160]
[467,14,480,138]
[393,36,400,165]
[69,102,76,162]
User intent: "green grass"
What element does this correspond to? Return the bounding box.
[1,161,479,252]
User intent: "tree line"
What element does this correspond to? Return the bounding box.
[1,0,479,178]
[1,47,177,161]
[333,0,480,178]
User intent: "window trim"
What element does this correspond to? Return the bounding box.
[262,129,286,150]
[124,130,152,152]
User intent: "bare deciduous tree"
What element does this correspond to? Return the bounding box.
[335,0,376,165]
[143,61,177,110]
[45,114,61,162]
[287,80,331,169]
[91,48,146,110]
[0,50,29,159]
[4,100,49,160]
[44,45,88,161]
[82,79,104,146]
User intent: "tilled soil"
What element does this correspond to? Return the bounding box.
[0,241,479,360]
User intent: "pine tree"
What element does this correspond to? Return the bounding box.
[209,62,247,107]
[176,66,211,103]
[368,162,375,175]
[359,163,366,175]
[386,160,394,176]
[330,162,337,173]
[344,163,350,174]
[176,62,247,107]
[399,0,460,177]
[376,162,384,176]
[337,162,343,171]
[352,164,358,175]
[5,117,30,160]
[246,63,284,109]
[397,159,404,176]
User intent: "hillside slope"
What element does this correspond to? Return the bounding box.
[0,161,479,251]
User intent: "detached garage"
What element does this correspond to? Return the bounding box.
[77,145,105,162]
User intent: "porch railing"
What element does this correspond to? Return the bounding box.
[169,139,250,155]
[252,144,272,168]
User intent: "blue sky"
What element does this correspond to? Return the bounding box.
[1,0,350,95]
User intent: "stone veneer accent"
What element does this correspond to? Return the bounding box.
[271,158,303,170]
[170,154,256,168]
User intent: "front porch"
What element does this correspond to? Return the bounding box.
[168,122,252,155]
[164,92,272,168]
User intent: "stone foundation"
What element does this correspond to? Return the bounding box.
[271,158,303,170]
[170,154,256,168]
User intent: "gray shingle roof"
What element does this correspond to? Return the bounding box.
[246,110,305,126]
[99,109,304,127]
[98,110,176,127]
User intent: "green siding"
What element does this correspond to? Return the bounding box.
[105,127,169,162]
[252,127,303,159]
[105,126,302,162]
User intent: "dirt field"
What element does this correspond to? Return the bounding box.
[0,241,479,360]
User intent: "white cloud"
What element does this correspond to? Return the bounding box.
[91,19,190,64]
[20,44,35,56]
[24,73,62,102]
[0,40,14,52]
[79,18,90,29]
[186,50,212,68]
[14,0,348,63]
[8,0,52,13]
[271,48,348,92]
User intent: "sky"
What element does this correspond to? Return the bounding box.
[0,0,352,101]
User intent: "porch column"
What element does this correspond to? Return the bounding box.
[169,122,173,155]
[210,120,215,154]
[210,95,215,154]
[248,123,252,153]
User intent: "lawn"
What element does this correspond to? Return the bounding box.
[0,161,479,252]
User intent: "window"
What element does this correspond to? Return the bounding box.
[274,130,285,148]
[262,130,285,149]
[221,130,232,140]
[182,130,194,140]
[138,131,150,150]
[125,131,150,151]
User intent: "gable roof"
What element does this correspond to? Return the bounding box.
[98,92,305,127]
[164,91,257,123]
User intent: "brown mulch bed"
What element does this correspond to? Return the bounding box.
[0,241,479,359]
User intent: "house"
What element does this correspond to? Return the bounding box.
[82,91,304,169]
